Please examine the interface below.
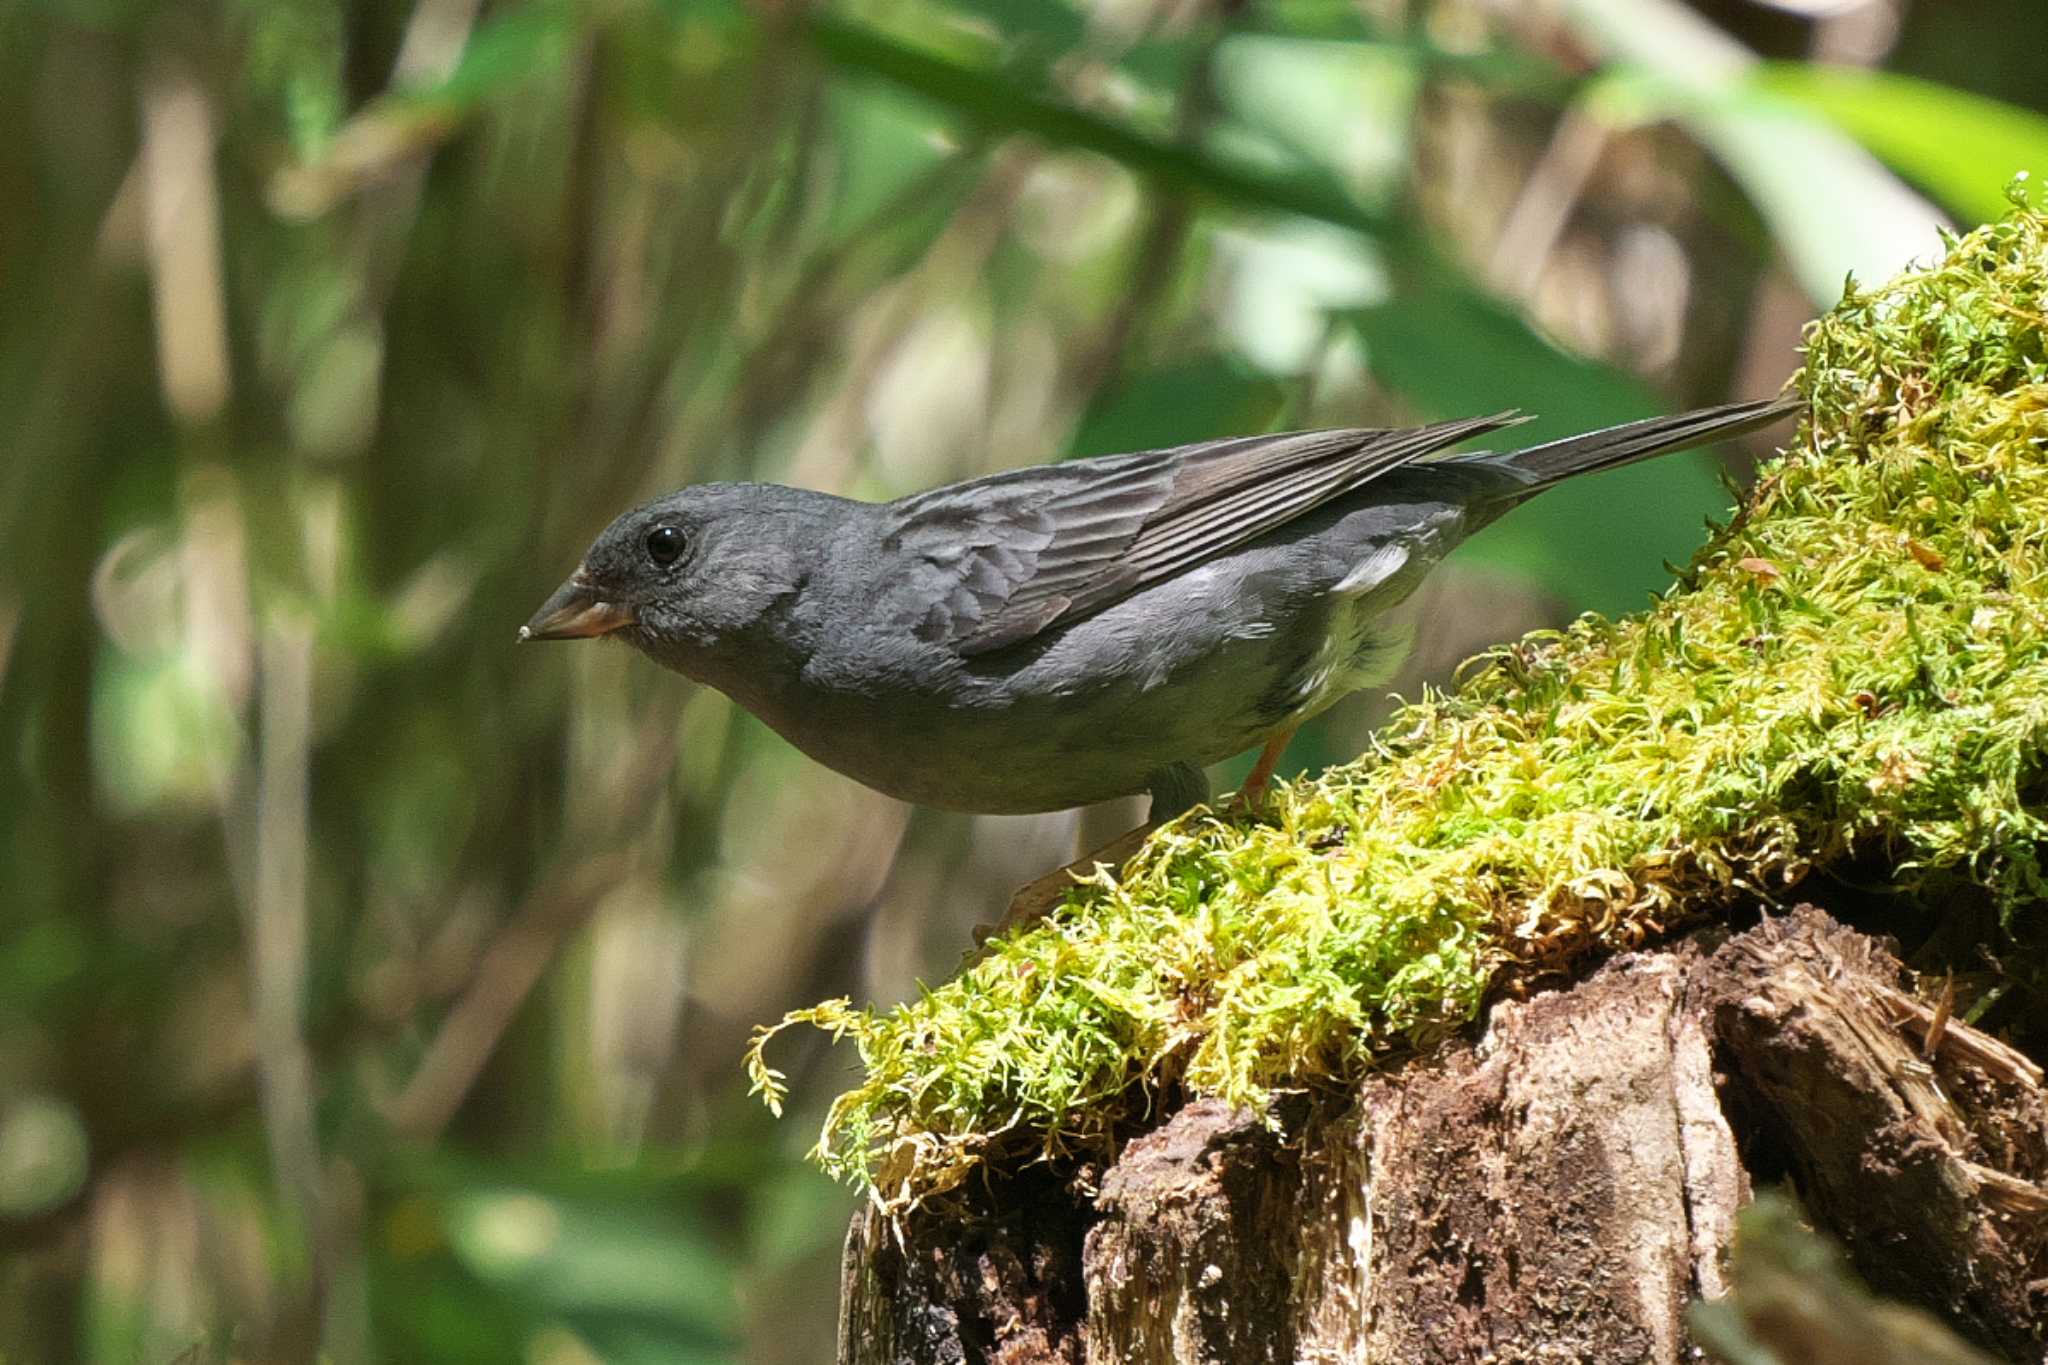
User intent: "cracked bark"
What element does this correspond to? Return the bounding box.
[838,908,2048,1364]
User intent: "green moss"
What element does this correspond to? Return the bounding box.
[749,194,2048,1210]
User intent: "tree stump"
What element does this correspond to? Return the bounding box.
[836,907,2048,1363]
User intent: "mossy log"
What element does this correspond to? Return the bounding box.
[839,909,2047,1362]
[796,206,2048,1359]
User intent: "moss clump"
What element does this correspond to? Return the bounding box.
[749,196,2048,1211]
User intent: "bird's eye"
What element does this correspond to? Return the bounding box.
[645,525,685,566]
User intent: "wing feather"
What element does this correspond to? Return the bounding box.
[886,412,1524,654]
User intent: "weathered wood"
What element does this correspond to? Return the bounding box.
[1703,908,2048,1357]
[1086,1100,1298,1365]
[839,1167,1089,1365]
[1287,939,1745,1364]
[839,909,2048,1364]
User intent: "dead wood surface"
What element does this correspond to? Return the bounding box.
[1705,911,2048,1356]
[839,908,2048,1364]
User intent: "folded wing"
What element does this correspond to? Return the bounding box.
[886,412,1524,655]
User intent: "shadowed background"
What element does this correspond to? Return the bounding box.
[3,0,2046,1360]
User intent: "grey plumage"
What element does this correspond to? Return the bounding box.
[524,395,1800,819]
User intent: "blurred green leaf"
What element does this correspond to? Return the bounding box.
[233,0,347,157]
[1212,35,1421,210]
[380,1135,786,1205]
[958,0,1089,68]
[746,1161,847,1267]
[823,83,956,241]
[1214,221,1386,374]
[1749,65,2048,228]
[1351,279,1655,439]
[271,0,578,215]
[408,0,576,106]
[90,647,241,816]
[574,1317,733,1365]
[964,0,1203,95]
[1242,0,1569,91]
[1349,282,1733,615]
[367,1149,768,1361]
[373,1254,534,1365]
[447,1188,737,1332]
[806,13,1397,238]
[1068,357,1287,457]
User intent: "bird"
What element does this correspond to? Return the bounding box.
[523,394,1800,924]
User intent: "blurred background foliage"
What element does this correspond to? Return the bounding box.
[3,0,2046,1359]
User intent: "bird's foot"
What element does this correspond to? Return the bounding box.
[965,823,1157,966]
[1224,782,1269,818]
[1226,726,1299,817]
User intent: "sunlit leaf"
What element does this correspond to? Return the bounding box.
[90,647,242,815]
[1214,221,1386,374]
[1749,65,2048,227]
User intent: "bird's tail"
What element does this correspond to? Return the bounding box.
[1454,394,1803,497]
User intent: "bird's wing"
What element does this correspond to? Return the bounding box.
[884,412,1523,655]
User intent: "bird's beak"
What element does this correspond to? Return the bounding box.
[519,572,637,642]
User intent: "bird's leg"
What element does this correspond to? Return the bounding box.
[1230,726,1298,814]
[1144,760,1210,823]
[972,763,1210,959]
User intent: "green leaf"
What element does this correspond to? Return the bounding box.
[822,83,956,242]
[372,1259,533,1365]
[447,1189,737,1331]
[572,1316,734,1365]
[403,1,575,106]
[270,0,577,215]
[1749,65,2048,228]
[805,13,1397,239]
[1067,357,1287,457]
[957,0,1091,67]
[234,0,347,157]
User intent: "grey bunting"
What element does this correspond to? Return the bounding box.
[525,395,1800,925]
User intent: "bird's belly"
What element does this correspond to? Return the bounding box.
[755,596,1396,815]
[753,689,1227,814]
[1262,602,1412,725]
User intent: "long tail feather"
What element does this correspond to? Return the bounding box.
[1469,394,1802,493]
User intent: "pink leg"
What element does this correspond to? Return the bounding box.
[1233,726,1299,813]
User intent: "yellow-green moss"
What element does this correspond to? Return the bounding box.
[749,194,2048,1210]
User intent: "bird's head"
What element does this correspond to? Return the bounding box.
[520,484,814,666]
